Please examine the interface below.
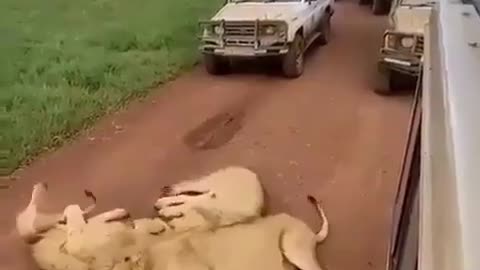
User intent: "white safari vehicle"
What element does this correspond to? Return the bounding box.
[386,1,480,270]
[198,0,335,78]
[374,0,433,94]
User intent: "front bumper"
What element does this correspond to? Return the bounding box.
[378,31,423,76]
[201,44,289,57]
[198,20,289,57]
[378,50,422,76]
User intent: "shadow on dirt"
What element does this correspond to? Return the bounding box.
[372,71,418,97]
[385,76,418,97]
[229,57,283,76]
[387,88,416,97]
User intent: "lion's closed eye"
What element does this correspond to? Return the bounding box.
[167,202,185,207]
[177,190,208,196]
[149,227,166,235]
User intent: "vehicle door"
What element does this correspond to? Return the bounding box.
[304,0,329,37]
[386,72,422,270]
[301,0,321,38]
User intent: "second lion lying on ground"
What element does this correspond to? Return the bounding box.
[137,195,328,270]
[16,166,329,270]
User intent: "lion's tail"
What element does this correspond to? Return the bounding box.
[307,195,329,243]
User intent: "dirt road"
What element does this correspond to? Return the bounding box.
[0,2,412,270]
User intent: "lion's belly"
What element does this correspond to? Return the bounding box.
[190,222,285,270]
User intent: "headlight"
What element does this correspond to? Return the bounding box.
[400,37,414,48]
[386,35,396,48]
[214,25,225,35]
[261,25,278,35]
[203,27,212,36]
[264,26,276,35]
[385,33,416,50]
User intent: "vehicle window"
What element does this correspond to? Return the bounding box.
[461,0,479,15]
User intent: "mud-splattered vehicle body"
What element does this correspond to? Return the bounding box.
[374,0,432,94]
[386,2,480,270]
[198,0,334,78]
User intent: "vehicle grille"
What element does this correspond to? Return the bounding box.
[415,36,424,54]
[224,21,256,37]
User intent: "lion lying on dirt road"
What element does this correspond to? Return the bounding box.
[16,166,266,269]
[16,166,329,270]
[154,166,265,232]
[17,166,265,242]
[145,196,328,270]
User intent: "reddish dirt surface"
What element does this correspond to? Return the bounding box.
[0,2,413,270]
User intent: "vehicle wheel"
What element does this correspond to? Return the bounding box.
[317,15,331,46]
[374,69,393,95]
[203,54,230,75]
[282,33,305,78]
[389,71,403,91]
[390,71,417,91]
[372,0,389,15]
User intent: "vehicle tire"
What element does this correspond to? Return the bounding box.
[374,69,393,95]
[389,71,403,91]
[372,0,389,15]
[203,54,230,75]
[282,33,305,78]
[317,15,331,46]
[390,71,417,91]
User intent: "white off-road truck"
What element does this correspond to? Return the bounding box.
[374,0,434,94]
[198,0,335,78]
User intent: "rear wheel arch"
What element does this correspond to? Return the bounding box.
[296,27,304,39]
[281,32,305,78]
[325,5,333,15]
[286,26,303,44]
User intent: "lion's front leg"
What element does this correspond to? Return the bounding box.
[157,206,220,232]
[154,193,213,210]
[160,178,212,197]
[156,205,188,221]
[154,190,216,218]
[88,208,130,223]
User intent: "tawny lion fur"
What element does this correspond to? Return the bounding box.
[16,183,97,244]
[23,202,329,270]
[16,166,329,270]
[154,166,265,232]
[17,166,266,269]
[144,196,329,270]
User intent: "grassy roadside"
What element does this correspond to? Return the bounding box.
[0,0,223,175]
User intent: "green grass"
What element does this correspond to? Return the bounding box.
[0,0,223,175]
